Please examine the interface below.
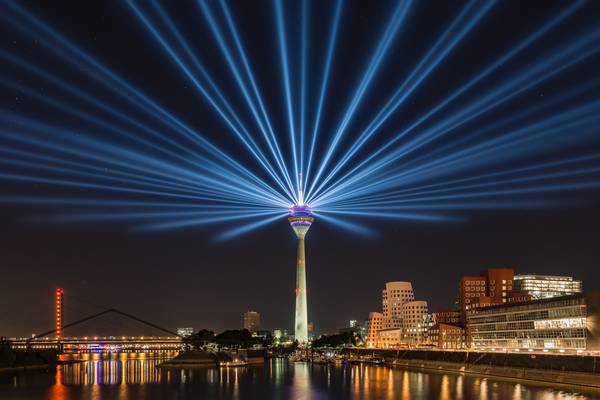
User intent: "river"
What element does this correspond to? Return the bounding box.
[0,353,599,399]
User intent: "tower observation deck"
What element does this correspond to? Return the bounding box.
[288,204,314,344]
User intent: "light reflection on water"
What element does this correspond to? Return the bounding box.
[0,354,598,399]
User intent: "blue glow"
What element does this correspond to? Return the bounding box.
[0,1,598,238]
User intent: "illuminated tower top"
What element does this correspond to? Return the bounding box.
[288,204,314,239]
[55,288,64,339]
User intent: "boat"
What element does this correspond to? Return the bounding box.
[219,358,248,367]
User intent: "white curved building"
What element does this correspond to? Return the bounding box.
[401,300,429,343]
[382,281,414,323]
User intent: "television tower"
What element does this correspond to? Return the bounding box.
[288,203,314,343]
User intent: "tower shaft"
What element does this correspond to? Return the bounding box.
[294,236,308,343]
[288,204,313,344]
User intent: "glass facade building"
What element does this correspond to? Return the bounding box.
[468,295,589,351]
[514,274,582,299]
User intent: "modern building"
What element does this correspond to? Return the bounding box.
[55,288,64,339]
[177,327,194,337]
[514,274,582,299]
[401,301,429,344]
[365,312,384,348]
[429,323,465,349]
[468,293,600,352]
[243,310,261,333]
[459,268,523,326]
[377,328,403,348]
[366,281,431,348]
[288,204,314,343]
[434,309,461,325]
[382,281,415,325]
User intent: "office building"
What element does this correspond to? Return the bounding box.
[468,293,600,352]
[243,310,261,333]
[366,281,430,348]
[429,323,466,349]
[365,312,384,348]
[401,300,429,343]
[514,274,582,299]
[434,309,461,325]
[382,281,414,322]
[458,268,532,326]
[377,328,403,348]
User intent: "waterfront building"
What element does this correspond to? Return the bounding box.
[366,281,431,348]
[176,328,194,337]
[514,274,582,299]
[377,328,403,348]
[382,281,414,322]
[434,309,461,325]
[468,293,600,352]
[459,268,526,326]
[401,301,429,344]
[365,312,384,348]
[243,310,261,333]
[429,323,465,349]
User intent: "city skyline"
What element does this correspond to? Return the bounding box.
[0,0,599,338]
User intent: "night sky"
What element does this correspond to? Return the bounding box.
[1,0,599,337]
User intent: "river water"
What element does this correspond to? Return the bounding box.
[0,353,599,399]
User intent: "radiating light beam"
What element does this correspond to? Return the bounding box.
[306,0,413,200]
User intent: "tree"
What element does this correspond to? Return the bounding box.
[311,332,359,349]
[185,329,215,350]
[214,329,260,349]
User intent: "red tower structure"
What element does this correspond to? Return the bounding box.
[55,288,64,338]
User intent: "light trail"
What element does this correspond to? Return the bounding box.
[127,1,296,202]
[0,0,598,237]
[313,109,600,207]
[217,0,296,198]
[302,0,343,193]
[305,0,413,198]
[309,28,600,204]
[311,0,496,197]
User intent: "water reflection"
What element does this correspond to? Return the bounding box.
[1,355,598,399]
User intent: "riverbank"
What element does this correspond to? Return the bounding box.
[342,348,600,389]
[0,343,58,373]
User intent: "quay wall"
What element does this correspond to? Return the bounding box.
[341,349,600,388]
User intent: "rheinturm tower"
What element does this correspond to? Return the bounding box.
[288,204,314,344]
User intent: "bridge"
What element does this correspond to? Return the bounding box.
[9,336,182,353]
[7,307,184,354]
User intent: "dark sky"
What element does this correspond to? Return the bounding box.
[0,1,599,337]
